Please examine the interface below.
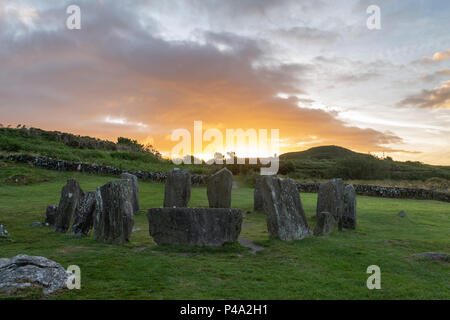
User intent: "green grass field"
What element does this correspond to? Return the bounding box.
[0,162,449,299]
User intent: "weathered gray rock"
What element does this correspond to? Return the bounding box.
[207,168,233,208]
[253,176,264,212]
[261,176,312,240]
[70,191,96,237]
[0,225,10,238]
[397,210,408,217]
[120,173,140,213]
[148,208,243,246]
[163,170,191,207]
[93,179,134,244]
[316,179,345,223]
[0,254,69,295]
[45,205,58,226]
[53,179,84,233]
[415,252,449,263]
[342,184,357,229]
[313,211,336,236]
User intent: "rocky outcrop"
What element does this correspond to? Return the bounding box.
[120,173,140,213]
[253,176,264,212]
[147,208,243,246]
[261,176,312,241]
[93,180,134,244]
[0,254,69,295]
[70,191,96,237]
[207,168,233,208]
[45,205,58,226]
[313,211,336,236]
[316,179,345,222]
[164,170,191,207]
[54,179,84,233]
[342,184,357,229]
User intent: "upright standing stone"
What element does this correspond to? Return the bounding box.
[93,180,134,244]
[207,168,233,208]
[342,184,357,229]
[53,179,84,233]
[70,191,96,237]
[313,211,336,236]
[261,176,312,240]
[316,178,345,223]
[120,173,139,213]
[45,205,58,226]
[253,176,264,212]
[163,170,191,207]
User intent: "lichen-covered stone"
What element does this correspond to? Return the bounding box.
[316,178,345,222]
[207,168,233,208]
[70,191,96,237]
[45,205,58,226]
[163,170,191,207]
[120,173,140,213]
[261,176,312,240]
[342,184,357,229]
[253,176,264,212]
[0,254,69,295]
[148,208,242,246]
[54,179,84,233]
[313,211,336,236]
[93,180,134,244]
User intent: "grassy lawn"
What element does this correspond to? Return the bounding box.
[0,162,449,299]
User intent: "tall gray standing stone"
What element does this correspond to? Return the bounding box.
[164,170,191,207]
[253,176,264,212]
[342,184,357,229]
[120,173,139,213]
[70,191,96,237]
[261,176,312,240]
[53,179,84,233]
[148,208,242,246]
[316,178,345,223]
[207,168,233,208]
[313,211,336,236]
[93,180,134,244]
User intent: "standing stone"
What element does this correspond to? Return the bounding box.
[342,184,357,229]
[45,205,58,226]
[207,168,233,208]
[316,178,345,223]
[53,179,84,233]
[313,211,336,236]
[93,180,134,244]
[120,173,140,213]
[163,170,191,207]
[253,176,264,212]
[261,176,312,240]
[70,191,96,237]
[148,208,242,246]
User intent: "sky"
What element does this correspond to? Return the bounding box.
[0,0,449,164]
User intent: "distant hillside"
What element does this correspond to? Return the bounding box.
[279,146,450,181]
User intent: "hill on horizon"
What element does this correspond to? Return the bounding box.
[280,145,375,162]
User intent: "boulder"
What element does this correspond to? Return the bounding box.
[0,225,10,238]
[313,211,336,236]
[70,191,96,237]
[253,176,264,212]
[163,170,191,207]
[342,184,357,229]
[53,179,84,233]
[45,205,58,226]
[316,178,345,223]
[148,208,242,246]
[0,254,69,295]
[207,168,233,208]
[261,176,312,240]
[93,180,134,244]
[120,173,140,213]
[397,210,408,217]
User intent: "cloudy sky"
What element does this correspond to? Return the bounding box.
[0,0,449,164]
